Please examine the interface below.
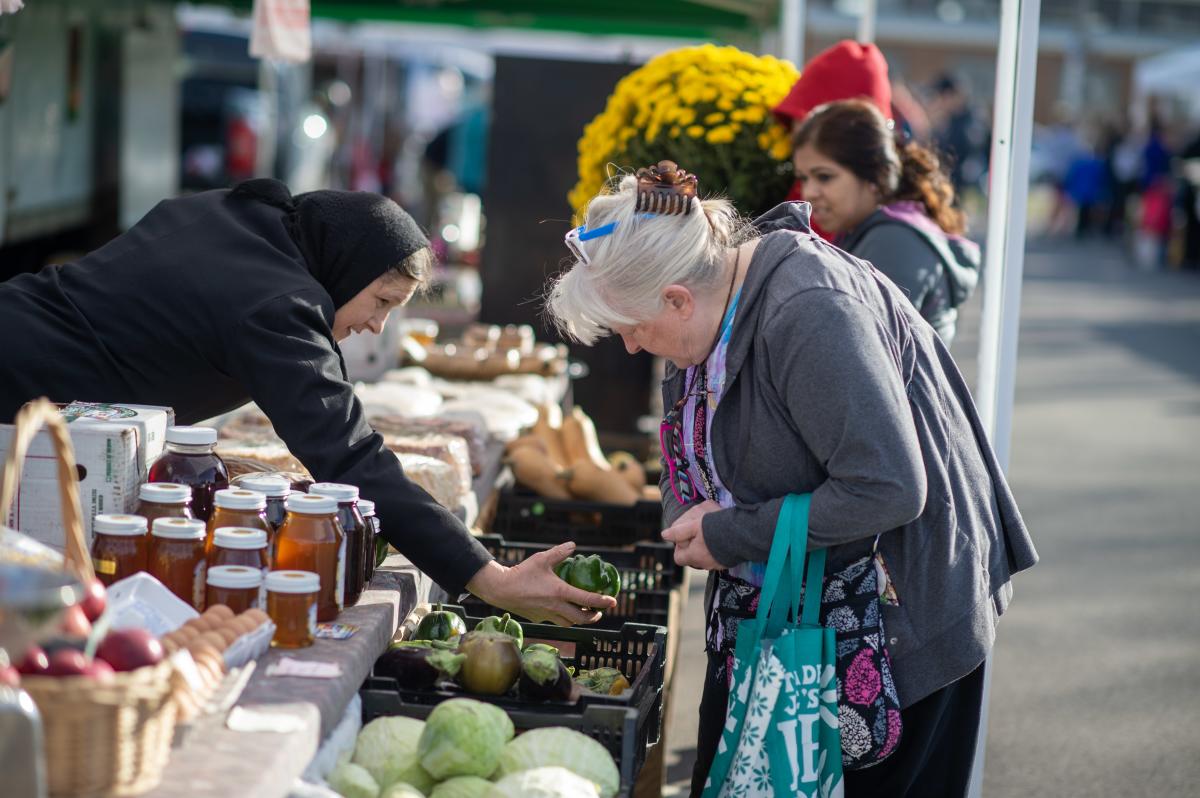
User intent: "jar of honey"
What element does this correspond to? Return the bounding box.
[147,427,228,522]
[135,482,193,527]
[265,570,319,648]
[358,498,379,583]
[90,514,149,586]
[210,526,270,605]
[236,475,291,534]
[149,517,208,610]
[309,483,366,609]
[206,565,263,613]
[207,489,270,554]
[273,493,344,621]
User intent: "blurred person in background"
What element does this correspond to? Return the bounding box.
[1105,121,1143,238]
[1179,127,1200,270]
[928,73,986,196]
[792,99,979,344]
[1064,131,1109,239]
[771,39,894,237]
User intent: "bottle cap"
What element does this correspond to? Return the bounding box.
[214,489,267,511]
[93,514,148,536]
[151,517,205,540]
[357,499,376,516]
[285,493,337,514]
[166,426,217,446]
[265,570,320,594]
[139,482,192,504]
[213,527,268,550]
[237,475,291,498]
[207,565,263,589]
[308,483,360,502]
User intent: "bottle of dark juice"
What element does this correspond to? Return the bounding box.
[147,427,229,522]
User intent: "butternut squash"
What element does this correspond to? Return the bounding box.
[567,458,639,506]
[607,451,647,491]
[532,404,569,469]
[506,434,549,458]
[561,407,609,470]
[508,446,572,500]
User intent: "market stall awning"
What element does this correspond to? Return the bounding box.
[302,0,779,42]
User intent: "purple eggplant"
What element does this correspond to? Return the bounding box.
[377,642,464,689]
[518,648,576,702]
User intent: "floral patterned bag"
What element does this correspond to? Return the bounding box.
[820,538,903,770]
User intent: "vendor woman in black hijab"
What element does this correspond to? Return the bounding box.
[0,179,614,626]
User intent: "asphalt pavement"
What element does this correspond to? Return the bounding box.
[661,236,1200,796]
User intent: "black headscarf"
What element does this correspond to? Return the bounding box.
[230,178,429,308]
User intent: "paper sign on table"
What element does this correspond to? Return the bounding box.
[265,657,342,679]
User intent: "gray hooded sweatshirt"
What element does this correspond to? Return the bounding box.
[661,202,1037,707]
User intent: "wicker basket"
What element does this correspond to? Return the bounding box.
[0,399,180,797]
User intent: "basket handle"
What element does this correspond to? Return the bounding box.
[0,398,95,581]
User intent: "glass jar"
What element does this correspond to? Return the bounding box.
[265,570,319,648]
[147,427,229,522]
[236,475,291,535]
[206,489,270,555]
[149,517,208,610]
[273,493,344,621]
[358,498,379,583]
[135,482,193,527]
[309,483,365,608]
[206,565,263,613]
[210,527,270,606]
[90,514,148,586]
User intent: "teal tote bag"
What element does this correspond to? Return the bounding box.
[703,493,844,798]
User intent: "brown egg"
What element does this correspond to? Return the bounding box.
[187,640,221,664]
[215,626,241,647]
[203,604,235,623]
[161,637,180,654]
[230,615,259,635]
[241,608,270,628]
[173,624,201,642]
[194,631,228,652]
[185,616,215,635]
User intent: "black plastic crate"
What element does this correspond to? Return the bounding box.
[378,605,665,747]
[491,490,665,548]
[360,687,642,797]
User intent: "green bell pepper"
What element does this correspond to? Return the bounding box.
[475,612,524,648]
[553,554,621,598]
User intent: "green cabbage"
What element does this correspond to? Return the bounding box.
[329,761,380,798]
[353,716,435,793]
[418,699,514,780]
[493,728,619,798]
[484,767,600,798]
[380,785,426,798]
[429,776,492,798]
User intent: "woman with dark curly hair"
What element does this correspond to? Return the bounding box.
[792,99,980,344]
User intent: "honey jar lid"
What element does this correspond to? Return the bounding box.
[207,565,263,589]
[166,426,218,446]
[357,499,376,516]
[139,482,191,504]
[309,483,360,502]
[265,570,320,594]
[214,489,267,511]
[93,514,148,536]
[238,475,291,498]
[151,517,206,540]
[213,527,268,550]
[285,493,337,514]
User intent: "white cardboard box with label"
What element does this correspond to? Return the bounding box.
[1,402,174,552]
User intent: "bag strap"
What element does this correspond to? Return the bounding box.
[754,493,797,641]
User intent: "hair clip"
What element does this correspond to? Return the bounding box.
[635,160,698,215]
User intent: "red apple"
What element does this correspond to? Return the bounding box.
[59,604,92,638]
[0,665,20,687]
[79,579,108,622]
[16,646,49,675]
[96,629,164,672]
[45,649,89,677]
[85,659,115,682]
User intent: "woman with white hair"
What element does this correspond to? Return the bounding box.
[546,162,1037,797]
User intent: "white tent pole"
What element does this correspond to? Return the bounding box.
[969,0,1041,795]
[780,0,806,67]
[857,0,877,44]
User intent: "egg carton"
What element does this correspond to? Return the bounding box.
[223,618,275,670]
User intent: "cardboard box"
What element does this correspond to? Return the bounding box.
[1,402,174,552]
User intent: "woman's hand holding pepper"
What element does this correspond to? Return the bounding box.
[662,500,727,570]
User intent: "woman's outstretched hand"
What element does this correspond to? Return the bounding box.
[466,542,618,627]
[661,500,727,570]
